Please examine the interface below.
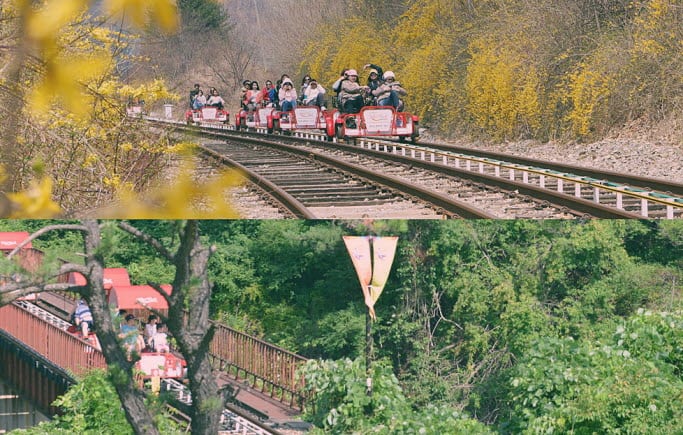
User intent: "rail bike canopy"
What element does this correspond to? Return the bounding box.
[0,232,32,250]
[110,284,173,318]
[67,267,132,290]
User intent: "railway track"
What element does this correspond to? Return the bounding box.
[148,117,683,219]
[199,137,488,218]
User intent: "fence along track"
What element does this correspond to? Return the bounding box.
[350,139,683,218]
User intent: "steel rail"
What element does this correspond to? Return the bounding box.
[362,140,682,216]
[148,117,682,198]
[191,129,496,218]
[192,126,635,218]
[345,141,641,218]
[197,147,317,219]
[148,119,646,217]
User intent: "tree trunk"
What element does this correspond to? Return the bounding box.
[121,220,226,434]
[81,220,161,435]
[172,221,224,434]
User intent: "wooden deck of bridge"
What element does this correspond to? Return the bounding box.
[216,373,310,432]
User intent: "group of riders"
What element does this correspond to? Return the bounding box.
[71,299,170,357]
[188,63,408,116]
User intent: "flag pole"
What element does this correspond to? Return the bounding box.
[366,236,374,396]
[366,284,373,396]
[342,235,398,397]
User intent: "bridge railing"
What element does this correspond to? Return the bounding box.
[3,298,309,409]
[0,303,106,377]
[209,321,308,408]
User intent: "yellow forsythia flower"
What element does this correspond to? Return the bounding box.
[7,177,61,218]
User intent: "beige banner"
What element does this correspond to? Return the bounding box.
[369,236,399,307]
[343,236,373,315]
[343,235,398,320]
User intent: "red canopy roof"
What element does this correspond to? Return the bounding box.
[68,268,131,290]
[0,232,31,250]
[109,285,173,310]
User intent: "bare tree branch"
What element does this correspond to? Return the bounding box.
[7,224,88,258]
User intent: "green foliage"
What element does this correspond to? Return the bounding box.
[300,358,490,434]
[305,306,365,359]
[98,221,176,285]
[540,221,631,303]
[504,310,683,433]
[5,220,683,432]
[14,370,177,434]
[179,0,228,30]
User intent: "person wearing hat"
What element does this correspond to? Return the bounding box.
[332,68,351,109]
[363,63,385,94]
[339,69,368,114]
[278,79,298,112]
[302,78,326,108]
[372,71,407,110]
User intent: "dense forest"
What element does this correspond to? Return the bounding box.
[3,219,683,433]
[1,1,681,215]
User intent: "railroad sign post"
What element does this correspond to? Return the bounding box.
[343,235,398,395]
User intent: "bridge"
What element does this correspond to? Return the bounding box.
[0,296,310,433]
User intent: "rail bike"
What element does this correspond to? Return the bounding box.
[185,105,230,126]
[126,104,145,118]
[46,265,186,380]
[333,105,419,143]
[272,106,340,140]
[63,320,186,380]
[235,105,278,133]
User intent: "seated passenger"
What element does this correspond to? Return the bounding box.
[279,79,297,112]
[192,90,206,110]
[206,89,225,110]
[299,75,312,103]
[302,79,326,108]
[144,314,158,348]
[189,83,200,109]
[119,314,144,357]
[72,299,94,337]
[244,81,263,111]
[240,80,252,109]
[150,323,170,353]
[339,69,368,114]
[332,69,349,109]
[372,71,407,110]
[264,80,277,107]
[363,63,385,94]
